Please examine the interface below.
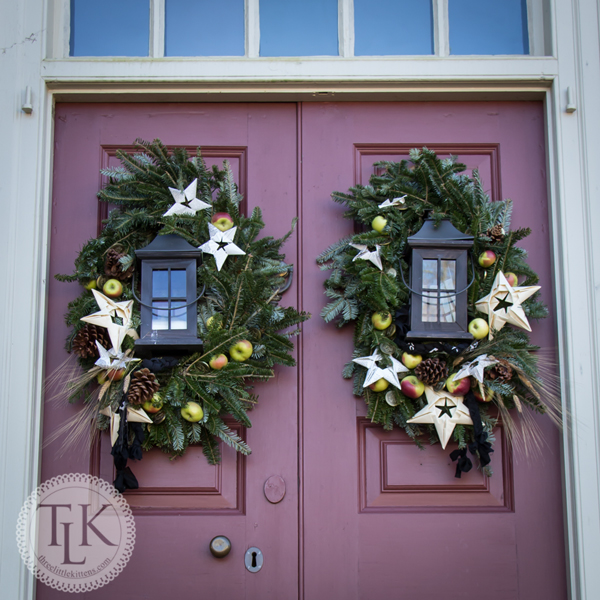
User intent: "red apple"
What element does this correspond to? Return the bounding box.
[504,272,518,287]
[102,278,123,298]
[107,368,125,381]
[371,311,392,330]
[142,393,163,414]
[400,376,425,399]
[229,340,253,362]
[471,380,494,402]
[369,378,389,392]
[401,352,422,369]
[445,373,471,395]
[468,318,489,340]
[209,354,228,370]
[211,212,234,232]
[478,250,496,268]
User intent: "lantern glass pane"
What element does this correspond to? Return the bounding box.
[152,270,169,297]
[440,296,457,322]
[152,302,169,330]
[171,269,187,297]
[440,260,456,290]
[422,260,438,289]
[171,302,187,330]
[422,292,438,322]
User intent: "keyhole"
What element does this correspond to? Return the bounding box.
[251,551,257,568]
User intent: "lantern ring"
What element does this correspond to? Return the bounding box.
[399,256,475,297]
[275,266,293,294]
[131,271,206,310]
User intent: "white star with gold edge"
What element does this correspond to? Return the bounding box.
[350,243,383,270]
[455,354,497,383]
[378,195,407,209]
[407,386,473,449]
[353,351,408,389]
[94,342,138,371]
[199,223,246,271]
[80,289,134,352]
[163,178,210,217]
[100,405,152,446]
[475,272,540,336]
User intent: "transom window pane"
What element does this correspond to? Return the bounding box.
[355,0,433,56]
[260,0,338,57]
[70,0,149,56]
[165,0,244,56]
[449,0,529,55]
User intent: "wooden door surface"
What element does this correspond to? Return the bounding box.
[43,101,566,599]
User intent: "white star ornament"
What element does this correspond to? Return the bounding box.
[350,243,383,270]
[94,342,137,371]
[475,272,540,336]
[407,386,473,449]
[163,179,210,217]
[199,223,246,271]
[353,351,408,390]
[378,195,407,209]
[455,354,497,383]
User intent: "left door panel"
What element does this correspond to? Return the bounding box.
[42,103,300,599]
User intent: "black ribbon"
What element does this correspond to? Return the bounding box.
[111,398,145,493]
[141,356,180,373]
[449,390,494,478]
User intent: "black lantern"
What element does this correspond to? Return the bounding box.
[405,219,474,340]
[134,234,203,356]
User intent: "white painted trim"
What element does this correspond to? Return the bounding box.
[339,0,354,58]
[246,0,259,58]
[433,0,449,57]
[150,0,165,58]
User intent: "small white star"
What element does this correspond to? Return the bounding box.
[353,351,408,389]
[378,195,407,209]
[199,223,246,271]
[455,354,497,383]
[163,179,210,217]
[94,342,137,371]
[475,272,540,337]
[350,243,383,270]
[407,386,473,449]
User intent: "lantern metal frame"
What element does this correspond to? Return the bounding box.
[404,219,474,341]
[133,234,204,357]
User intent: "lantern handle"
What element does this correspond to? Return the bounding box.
[131,271,206,310]
[398,256,475,297]
[274,266,293,294]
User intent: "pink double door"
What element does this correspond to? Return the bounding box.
[42,102,565,599]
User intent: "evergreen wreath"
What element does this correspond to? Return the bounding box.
[56,139,309,483]
[317,148,558,477]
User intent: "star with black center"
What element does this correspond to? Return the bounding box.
[436,399,455,418]
[493,293,513,313]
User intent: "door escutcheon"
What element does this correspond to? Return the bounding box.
[244,547,263,573]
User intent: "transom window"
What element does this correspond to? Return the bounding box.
[68,0,533,58]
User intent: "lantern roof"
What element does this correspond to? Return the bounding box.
[135,233,202,259]
[408,218,473,248]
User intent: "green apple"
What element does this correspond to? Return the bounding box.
[369,378,389,392]
[102,278,123,298]
[504,272,518,287]
[142,393,163,414]
[371,311,392,330]
[478,250,496,268]
[97,372,108,385]
[229,340,253,362]
[400,376,425,399]
[84,279,97,290]
[371,215,388,233]
[468,318,489,340]
[209,354,228,370]
[471,380,494,402]
[445,372,471,395]
[206,315,222,329]
[401,352,422,369]
[211,212,234,232]
[181,401,204,422]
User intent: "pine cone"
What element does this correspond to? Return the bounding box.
[486,224,505,244]
[485,361,513,383]
[127,369,160,406]
[104,248,134,281]
[414,358,448,386]
[72,324,111,359]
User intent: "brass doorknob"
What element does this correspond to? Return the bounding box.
[210,535,232,558]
